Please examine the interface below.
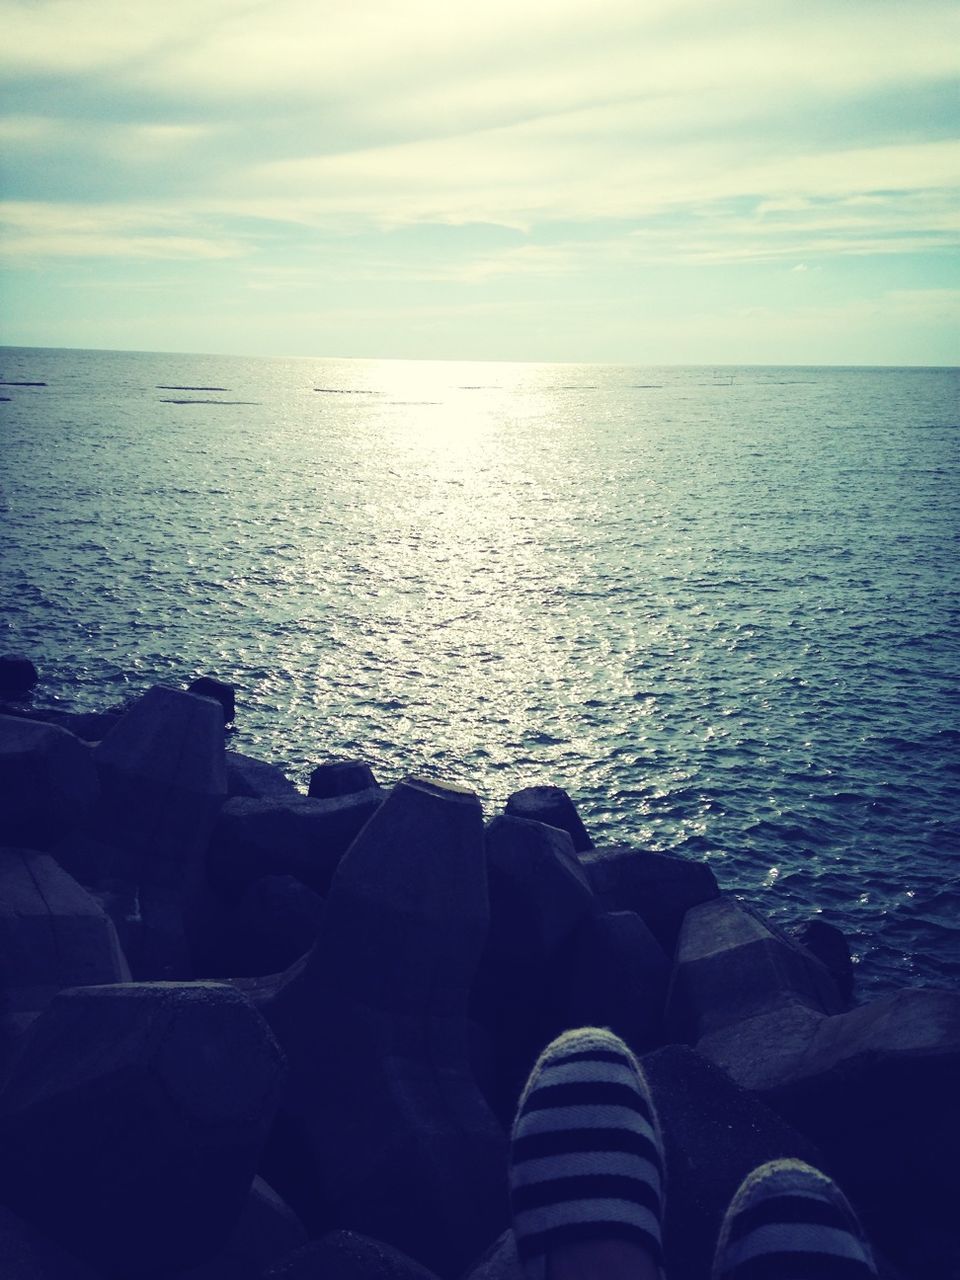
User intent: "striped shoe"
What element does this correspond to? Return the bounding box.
[509,1027,665,1272]
[712,1158,878,1280]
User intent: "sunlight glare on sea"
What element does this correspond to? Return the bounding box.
[1,347,958,998]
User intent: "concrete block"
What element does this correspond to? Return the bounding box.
[0,1205,103,1280]
[666,895,846,1041]
[0,848,129,1029]
[471,815,593,1118]
[0,655,38,696]
[761,989,960,1280]
[92,685,227,978]
[504,785,592,852]
[263,1230,441,1280]
[308,760,378,799]
[0,982,285,1278]
[187,677,235,725]
[261,777,508,1277]
[579,843,719,955]
[0,715,99,849]
[226,752,299,800]
[560,909,670,1054]
[207,791,384,902]
[642,1045,825,1280]
[171,1177,306,1280]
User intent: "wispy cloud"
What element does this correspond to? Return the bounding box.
[1,0,957,359]
[0,202,245,259]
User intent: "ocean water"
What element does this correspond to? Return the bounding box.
[1,346,958,998]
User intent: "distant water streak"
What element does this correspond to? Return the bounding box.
[1,347,958,997]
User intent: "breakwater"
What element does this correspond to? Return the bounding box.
[0,670,957,1279]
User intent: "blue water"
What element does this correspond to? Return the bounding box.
[2,347,958,998]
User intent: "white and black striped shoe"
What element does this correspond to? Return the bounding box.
[509,1027,665,1272]
[712,1158,878,1280]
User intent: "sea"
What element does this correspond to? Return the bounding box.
[1,346,958,999]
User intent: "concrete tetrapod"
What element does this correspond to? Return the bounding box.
[264,1230,442,1280]
[92,685,227,978]
[0,715,100,849]
[172,1177,307,1280]
[0,848,130,1046]
[206,790,384,902]
[472,815,595,1120]
[503,785,593,853]
[261,777,508,1279]
[0,982,285,1279]
[702,988,960,1279]
[665,894,846,1042]
[225,751,299,800]
[579,843,719,956]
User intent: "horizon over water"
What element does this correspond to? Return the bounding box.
[2,344,958,998]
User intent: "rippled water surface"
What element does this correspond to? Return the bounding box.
[2,347,958,997]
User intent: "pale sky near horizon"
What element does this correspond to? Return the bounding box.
[1,0,958,364]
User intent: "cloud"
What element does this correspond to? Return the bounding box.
[1,0,958,362]
[0,202,246,259]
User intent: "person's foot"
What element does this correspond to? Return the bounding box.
[509,1027,665,1278]
[712,1158,878,1279]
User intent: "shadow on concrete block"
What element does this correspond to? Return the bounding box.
[504,786,592,853]
[0,982,285,1278]
[0,848,130,1056]
[0,716,100,850]
[260,778,508,1278]
[207,791,384,903]
[642,1045,827,1280]
[0,1205,104,1280]
[263,1230,441,1280]
[91,686,228,978]
[171,1177,306,1280]
[578,844,719,957]
[558,909,670,1055]
[471,815,593,1119]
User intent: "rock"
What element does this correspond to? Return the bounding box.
[578,843,719,956]
[0,655,38,696]
[641,1045,826,1280]
[471,815,594,1117]
[187,676,236,725]
[261,777,508,1277]
[504,785,593,852]
[92,685,227,978]
[309,759,379,799]
[787,917,855,1005]
[0,848,130,1041]
[226,876,325,977]
[206,791,384,902]
[559,909,670,1055]
[665,896,847,1042]
[0,982,285,1278]
[0,1206,103,1280]
[226,751,299,800]
[171,1177,306,1280]
[0,715,100,849]
[263,1230,441,1280]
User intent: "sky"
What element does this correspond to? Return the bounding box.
[1,0,958,364]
